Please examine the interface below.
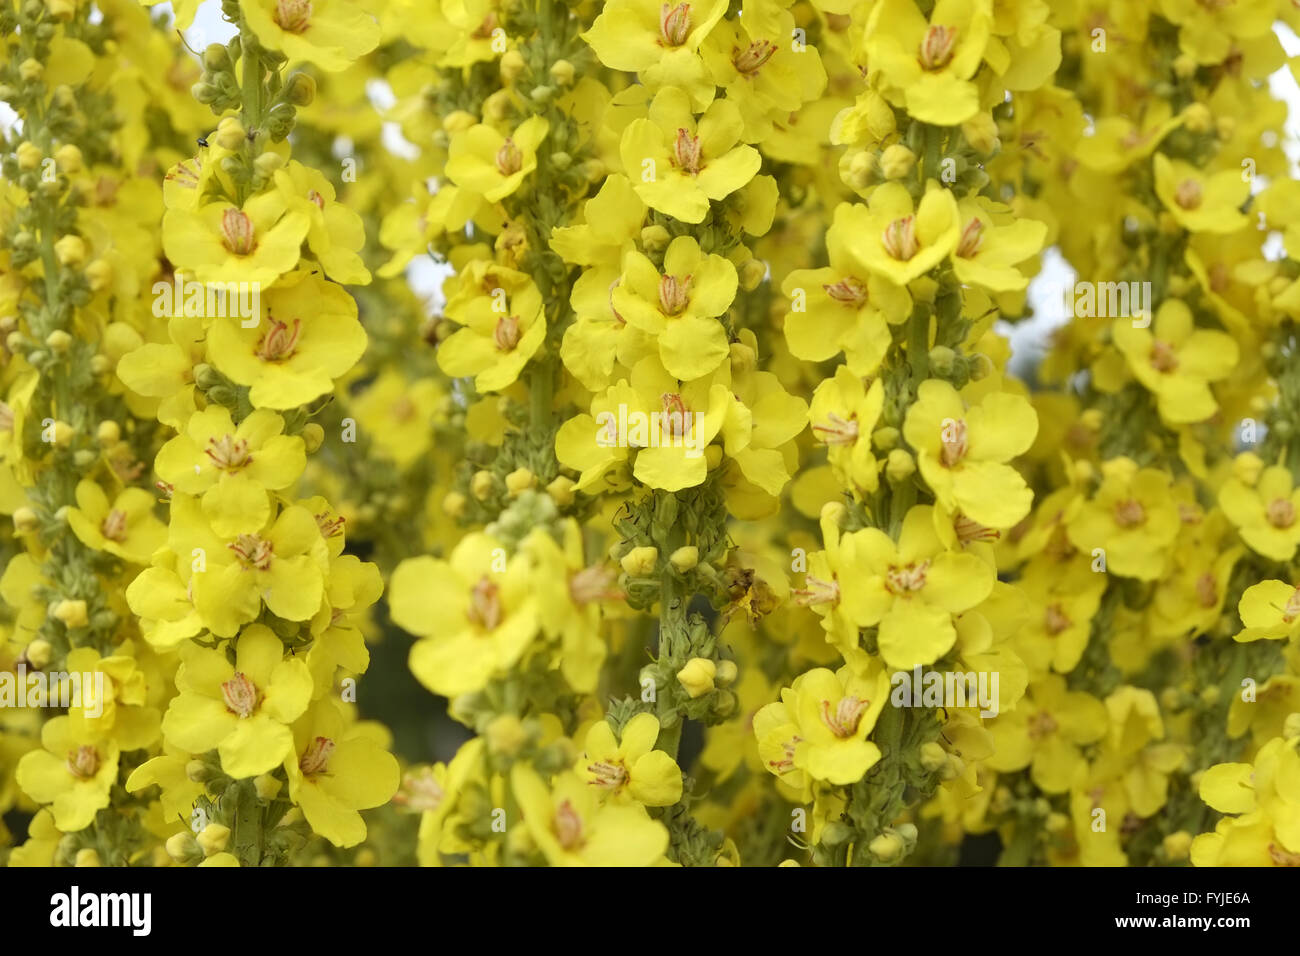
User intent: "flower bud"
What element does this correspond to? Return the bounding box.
[879,144,916,180]
[620,545,659,577]
[165,831,204,865]
[640,224,671,255]
[75,848,102,867]
[549,59,575,87]
[443,490,468,518]
[1162,830,1191,861]
[45,329,72,352]
[677,658,717,699]
[1284,711,1300,740]
[443,109,477,134]
[714,659,738,685]
[505,467,535,496]
[546,476,575,508]
[54,143,82,173]
[19,58,43,82]
[669,546,698,572]
[961,112,999,154]
[16,142,42,170]
[1182,103,1212,135]
[24,639,52,669]
[254,773,282,800]
[84,258,113,291]
[197,823,231,856]
[254,151,285,176]
[886,448,915,482]
[845,150,877,190]
[500,49,527,83]
[300,422,324,453]
[284,71,316,107]
[919,740,947,771]
[215,116,246,151]
[13,507,39,533]
[203,43,232,72]
[485,714,527,756]
[47,0,76,20]
[54,235,86,267]
[52,599,89,628]
[1231,452,1263,486]
[872,426,900,451]
[868,830,904,861]
[471,470,496,501]
[739,257,767,291]
[96,420,120,445]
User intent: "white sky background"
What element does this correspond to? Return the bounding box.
[10,5,1300,367]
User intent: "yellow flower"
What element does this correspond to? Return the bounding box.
[950,197,1047,293]
[903,379,1038,529]
[242,0,381,71]
[350,370,443,468]
[1015,555,1107,675]
[1067,458,1181,581]
[511,765,669,866]
[273,161,371,284]
[1157,0,1274,65]
[161,624,313,779]
[581,0,727,109]
[154,406,306,536]
[285,700,400,847]
[390,533,540,698]
[437,271,546,392]
[700,9,827,142]
[445,115,550,202]
[844,182,961,286]
[1112,300,1238,424]
[1153,154,1251,234]
[834,506,995,670]
[174,494,329,637]
[162,193,309,286]
[1234,580,1300,643]
[1219,464,1300,562]
[807,365,885,495]
[864,0,992,126]
[305,553,383,691]
[985,674,1106,793]
[611,235,736,380]
[578,713,682,806]
[522,521,617,693]
[782,203,912,375]
[620,86,761,224]
[65,479,166,565]
[790,665,890,785]
[556,356,730,493]
[115,313,206,429]
[207,269,367,409]
[16,714,119,832]
[1191,736,1300,866]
